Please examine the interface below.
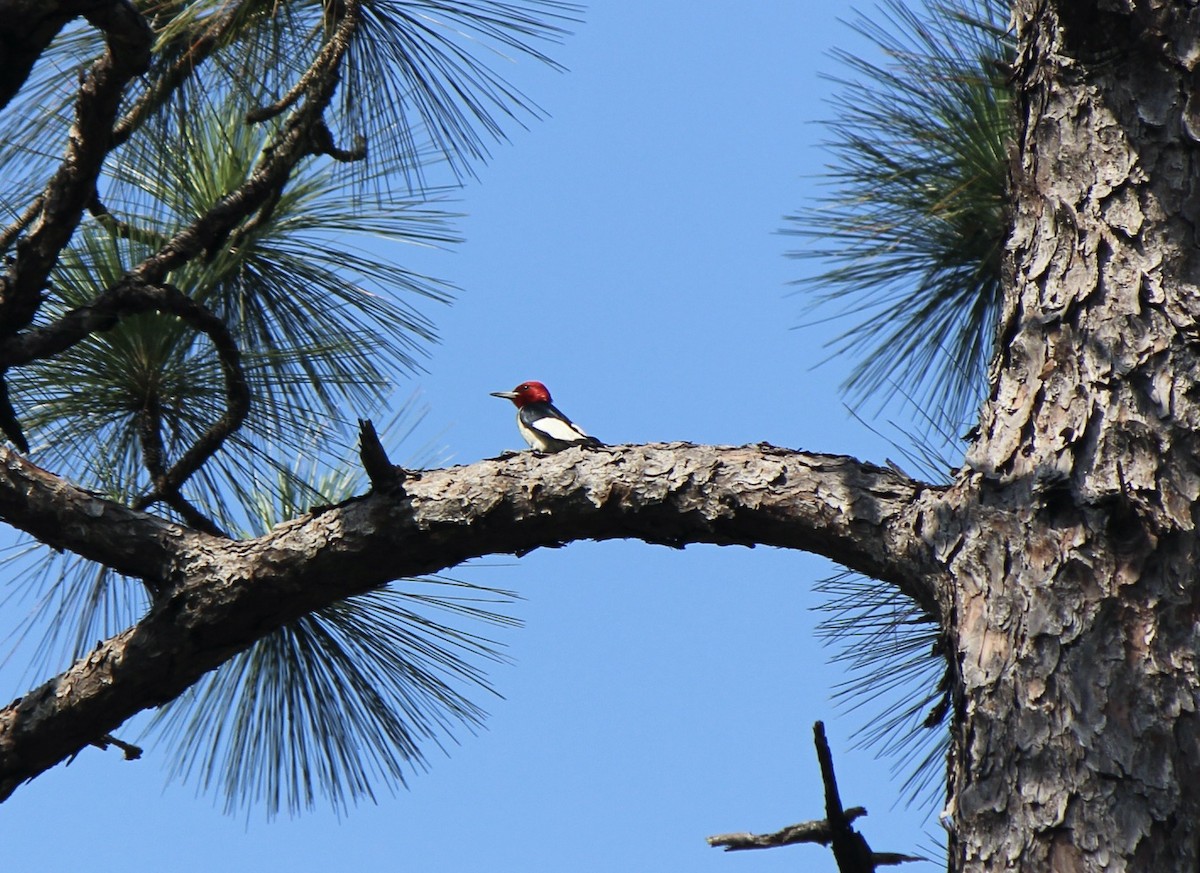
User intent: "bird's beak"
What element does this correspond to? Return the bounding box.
[490,391,519,400]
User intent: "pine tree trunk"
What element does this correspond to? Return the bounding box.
[944,2,1200,868]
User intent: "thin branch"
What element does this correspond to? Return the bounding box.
[708,807,868,851]
[161,495,226,537]
[135,392,228,537]
[817,720,849,824]
[87,193,173,248]
[245,5,355,124]
[0,277,191,367]
[0,196,44,253]
[815,720,879,873]
[136,394,167,484]
[110,4,243,147]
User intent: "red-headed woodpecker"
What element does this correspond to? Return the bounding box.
[490,381,603,452]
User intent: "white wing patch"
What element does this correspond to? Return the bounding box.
[530,416,590,442]
[518,412,591,450]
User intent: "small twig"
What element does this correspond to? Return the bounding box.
[88,192,172,248]
[72,731,144,763]
[162,493,226,537]
[244,57,327,124]
[359,419,406,492]
[872,852,929,867]
[309,122,367,162]
[92,733,143,760]
[0,196,44,252]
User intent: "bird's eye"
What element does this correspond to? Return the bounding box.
[517,384,528,391]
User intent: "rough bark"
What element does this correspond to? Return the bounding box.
[0,441,945,800]
[942,2,1200,869]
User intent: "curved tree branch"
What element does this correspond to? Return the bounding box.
[0,441,946,799]
[0,278,204,366]
[128,284,250,512]
[0,279,250,492]
[245,2,359,125]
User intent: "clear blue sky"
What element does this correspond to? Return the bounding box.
[3,2,948,869]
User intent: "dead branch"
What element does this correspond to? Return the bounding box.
[706,721,927,873]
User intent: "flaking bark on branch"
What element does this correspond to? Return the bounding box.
[0,442,945,799]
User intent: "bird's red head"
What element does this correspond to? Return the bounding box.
[491,380,552,407]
